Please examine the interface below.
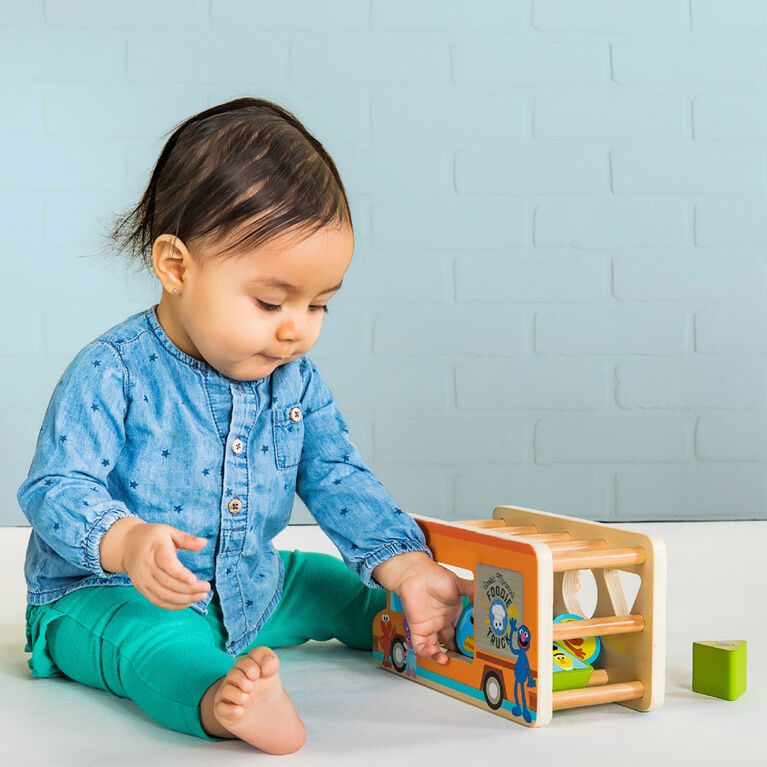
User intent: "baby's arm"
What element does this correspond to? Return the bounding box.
[294,358,432,584]
[17,341,138,577]
[291,358,469,659]
[372,552,473,664]
[18,339,205,608]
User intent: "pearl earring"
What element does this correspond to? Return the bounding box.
[172,288,179,294]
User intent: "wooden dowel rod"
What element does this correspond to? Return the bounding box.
[547,539,608,553]
[587,669,609,687]
[552,681,644,711]
[552,547,646,572]
[485,525,539,536]
[525,532,573,543]
[552,615,645,641]
[457,519,508,529]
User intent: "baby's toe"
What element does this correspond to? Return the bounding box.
[214,697,243,722]
[235,655,262,682]
[229,665,256,690]
[248,647,280,678]
[220,681,250,708]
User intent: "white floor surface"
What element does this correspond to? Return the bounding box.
[1,520,765,766]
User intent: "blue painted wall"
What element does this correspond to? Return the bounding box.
[2,1,766,523]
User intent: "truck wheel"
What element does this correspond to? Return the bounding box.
[483,671,504,710]
[391,638,407,673]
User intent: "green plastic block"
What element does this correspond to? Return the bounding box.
[552,642,593,692]
[692,640,747,701]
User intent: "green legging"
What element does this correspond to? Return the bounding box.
[24,550,386,741]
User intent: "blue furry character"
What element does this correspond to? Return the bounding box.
[509,617,536,723]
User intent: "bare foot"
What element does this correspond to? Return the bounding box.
[201,647,306,754]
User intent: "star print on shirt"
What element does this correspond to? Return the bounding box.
[91,359,101,368]
[17,310,433,658]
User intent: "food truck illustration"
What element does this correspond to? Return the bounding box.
[372,506,666,728]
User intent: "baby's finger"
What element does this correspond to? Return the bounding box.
[136,579,189,610]
[155,547,196,582]
[154,550,208,592]
[412,634,438,656]
[438,627,458,653]
[451,575,475,600]
[146,576,209,608]
[418,643,447,664]
[154,566,209,596]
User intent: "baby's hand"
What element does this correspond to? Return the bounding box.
[122,523,210,610]
[397,564,473,664]
[373,552,473,664]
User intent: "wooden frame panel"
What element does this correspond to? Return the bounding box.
[372,505,666,726]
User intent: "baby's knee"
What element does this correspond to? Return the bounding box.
[287,550,362,598]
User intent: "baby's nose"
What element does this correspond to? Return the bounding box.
[277,317,305,342]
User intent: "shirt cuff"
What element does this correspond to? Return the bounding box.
[83,506,138,578]
[358,540,433,590]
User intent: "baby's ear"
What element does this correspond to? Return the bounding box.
[152,234,191,294]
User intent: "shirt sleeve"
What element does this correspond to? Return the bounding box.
[294,357,432,588]
[17,340,139,578]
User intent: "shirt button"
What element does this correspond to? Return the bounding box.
[289,406,302,422]
[232,438,244,455]
[228,498,243,514]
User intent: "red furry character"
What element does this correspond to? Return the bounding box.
[379,614,396,668]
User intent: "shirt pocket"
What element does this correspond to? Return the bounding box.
[272,404,305,469]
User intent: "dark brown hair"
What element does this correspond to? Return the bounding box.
[109,97,352,273]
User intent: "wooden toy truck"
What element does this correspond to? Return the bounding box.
[373,505,666,727]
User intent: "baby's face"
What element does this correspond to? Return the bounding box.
[173,224,353,381]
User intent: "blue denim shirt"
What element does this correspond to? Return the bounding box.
[17,305,430,655]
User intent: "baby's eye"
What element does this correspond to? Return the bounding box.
[257,300,329,314]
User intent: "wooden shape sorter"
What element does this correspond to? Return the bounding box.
[372,505,667,728]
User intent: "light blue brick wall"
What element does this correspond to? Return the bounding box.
[2,0,766,525]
